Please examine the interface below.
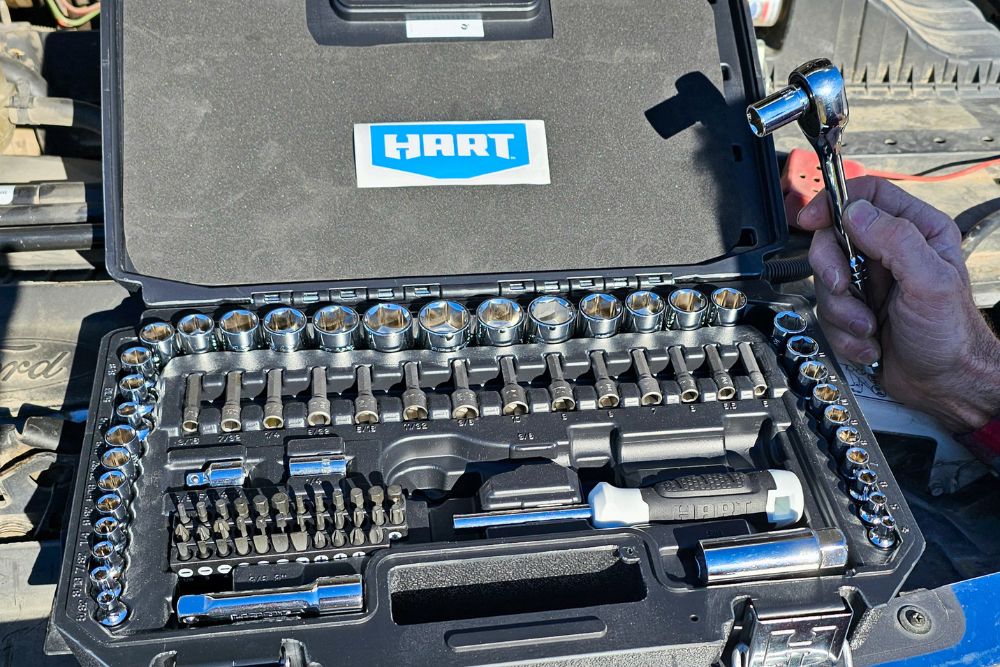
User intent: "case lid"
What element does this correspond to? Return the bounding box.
[103,0,785,306]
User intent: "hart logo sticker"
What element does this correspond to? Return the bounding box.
[354,120,550,188]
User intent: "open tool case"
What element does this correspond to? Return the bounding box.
[49,1,925,665]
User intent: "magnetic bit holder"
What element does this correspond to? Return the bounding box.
[185,460,246,488]
[747,58,879,373]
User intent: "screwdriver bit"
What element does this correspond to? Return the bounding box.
[234,496,250,519]
[176,541,192,561]
[632,349,664,406]
[369,486,385,506]
[273,530,290,553]
[291,531,309,552]
[213,517,230,540]
[272,492,291,517]
[255,516,268,534]
[668,346,698,403]
[307,366,332,427]
[196,524,211,542]
[313,530,328,549]
[215,538,231,557]
[450,359,480,419]
[236,519,249,538]
[333,529,347,548]
[704,344,736,400]
[315,510,327,532]
[174,522,191,542]
[499,356,529,416]
[235,536,251,556]
[332,488,346,511]
[544,353,576,412]
[370,487,386,526]
[387,485,404,505]
[221,370,243,433]
[195,501,210,524]
[368,527,384,544]
[389,504,405,526]
[334,510,348,530]
[253,494,269,517]
[401,362,429,421]
[176,500,191,526]
[263,369,285,429]
[196,540,210,559]
[214,498,230,521]
[313,490,326,514]
[253,533,270,555]
[590,350,620,409]
[350,527,366,546]
[350,487,364,509]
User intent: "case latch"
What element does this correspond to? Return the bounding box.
[728,602,853,667]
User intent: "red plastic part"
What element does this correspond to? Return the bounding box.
[781,148,867,228]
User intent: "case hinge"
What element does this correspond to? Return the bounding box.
[727,602,853,667]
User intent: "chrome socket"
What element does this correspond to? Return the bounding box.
[771,310,807,347]
[119,346,157,378]
[623,290,665,333]
[362,303,413,352]
[313,305,361,352]
[822,404,851,438]
[262,307,308,352]
[88,564,122,599]
[545,354,576,412]
[784,335,820,368]
[417,300,474,351]
[220,370,243,433]
[499,356,529,415]
[95,599,129,628]
[182,373,202,434]
[810,382,841,415]
[737,342,768,397]
[354,365,379,424]
[96,468,132,503]
[590,351,620,409]
[797,359,829,393]
[95,491,130,524]
[526,296,576,344]
[104,424,142,458]
[576,293,623,338]
[450,359,480,419]
[114,401,154,430]
[401,362,428,422]
[849,468,879,501]
[90,539,125,577]
[668,346,698,403]
[841,446,870,479]
[709,287,748,326]
[217,309,261,351]
[307,367,332,426]
[118,373,153,403]
[667,289,708,330]
[263,369,284,429]
[92,516,126,549]
[705,344,736,400]
[634,349,664,406]
[859,491,889,526]
[831,424,861,457]
[868,515,898,550]
[476,298,525,346]
[138,322,178,366]
[177,313,216,354]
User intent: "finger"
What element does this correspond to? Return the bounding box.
[815,279,877,339]
[796,189,831,231]
[815,317,881,367]
[808,228,850,295]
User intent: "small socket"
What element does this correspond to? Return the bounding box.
[499,356,529,416]
[118,373,152,403]
[114,401,153,430]
[96,469,132,503]
[868,515,898,550]
[92,516,125,548]
[354,365,380,424]
[859,491,889,526]
[849,468,879,501]
[577,293,623,338]
[737,342,767,397]
[88,564,122,598]
[313,305,361,352]
[771,310,807,347]
[95,491,129,523]
[90,539,125,576]
[217,309,261,351]
[220,370,243,433]
[822,406,851,439]
[100,447,137,480]
[668,346,698,403]
[832,425,862,457]
[667,289,708,330]
[785,335,820,367]
[633,348,664,406]
[450,359,480,419]
[262,307,309,352]
[119,346,157,378]
[263,369,284,429]
[95,599,129,628]
[704,344,736,400]
[797,359,829,392]
[138,321,177,365]
[362,303,414,352]
[401,362,428,421]
[104,424,141,458]
[177,313,216,354]
[810,382,841,414]
[841,446,870,479]
[545,354,576,412]
[623,290,665,333]
[417,300,474,351]
[590,350,620,408]
[476,298,525,346]
[709,287,748,326]
[307,367,332,426]
[526,296,576,344]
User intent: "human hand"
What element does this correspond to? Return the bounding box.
[798,176,1000,433]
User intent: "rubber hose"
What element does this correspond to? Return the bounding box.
[0,223,102,251]
[763,255,813,283]
[962,210,1000,260]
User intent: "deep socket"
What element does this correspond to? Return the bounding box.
[667,289,708,330]
[849,468,879,501]
[577,293,623,338]
[797,359,829,393]
[362,303,413,352]
[499,356,529,415]
[219,371,243,433]
[667,346,698,403]
[737,342,768,397]
[859,491,888,526]
[785,335,820,368]
[831,424,861,457]
[704,344,736,400]
[118,373,152,404]
[104,424,142,457]
[417,300,474,351]
[841,446,870,479]
[217,309,261,351]
[401,362,428,421]
[476,298,525,346]
[313,304,361,352]
[177,313,216,354]
[545,353,576,412]
[771,310,807,347]
[119,346,157,378]
[868,515,898,550]
[590,350,620,408]
[810,382,841,415]
[307,367,332,426]
[526,296,576,344]
[354,365,379,424]
[450,359,480,419]
[632,348,663,406]
[822,405,851,438]
[138,321,178,365]
[262,307,308,352]
[623,290,665,333]
[114,401,153,430]
[263,369,284,429]
[709,287,747,326]
[182,373,202,434]
[696,528,848,585]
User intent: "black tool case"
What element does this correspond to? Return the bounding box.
[48,1,925,665]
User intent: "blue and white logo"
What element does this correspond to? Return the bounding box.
[354,120,550,188]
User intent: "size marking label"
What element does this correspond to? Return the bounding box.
[354,120,550,188]
[405,17,484,39]
[0,185,13,205]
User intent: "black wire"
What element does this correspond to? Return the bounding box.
[914,153,1000,177]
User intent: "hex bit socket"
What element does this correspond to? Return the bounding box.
[263,369,285,429]
[737,342,767,398]
[450,359,480,419]
[307,367,332,426]
[590,350,620,408]
[262,307,309,352]
[771,310,806,348]
[182,373,202,434]
[667,346,697,403]
[354,365,379,424]
[545,354,576,412]
[499,356,529,416]
[709,287,747,326]
[417,300,474,351]
[667,289,708,330]
[401,362,428,421]
[704,344,736,400]
[220,371,243,433]
[313,304,361,352]
[177,313,216,354]
[362,303,413,352]
[526,296,576,344]
[120,345,157,378]
[217,309,261,351]
[138,321,178,366]
[476,298,525,346]
[577,293,623,338]
[623,290,665,333]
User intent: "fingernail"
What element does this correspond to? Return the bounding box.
[859,347,879,366]
[822,268,843,294]
[797,206,816,227]
[849,318,872,337]
[846,200,879,232]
